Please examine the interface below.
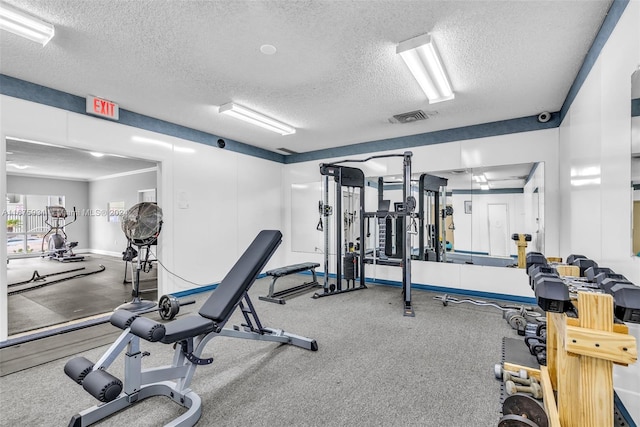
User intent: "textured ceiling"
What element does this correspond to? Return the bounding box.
[0,0,613,157]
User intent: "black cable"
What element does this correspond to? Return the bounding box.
[148,248,210,287]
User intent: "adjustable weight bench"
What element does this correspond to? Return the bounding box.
[259,262,321,304]
[64,230,317,427]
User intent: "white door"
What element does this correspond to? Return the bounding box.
[488,204,510,257]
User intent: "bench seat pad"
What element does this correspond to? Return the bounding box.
[160,315,216,344]
[266,262,320,277]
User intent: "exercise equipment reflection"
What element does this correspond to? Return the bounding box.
[41,206,84,262]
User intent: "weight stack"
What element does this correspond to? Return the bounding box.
[343,253,358,280]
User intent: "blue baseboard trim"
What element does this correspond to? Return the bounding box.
[297,270,537,305]
[169,273,268,299]
[0,274,273,348]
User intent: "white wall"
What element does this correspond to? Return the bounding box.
[558,1,640,419]
[284,128,559,298]
[448,191,525,256]
[0,96,283,341]
[88,170,157,255]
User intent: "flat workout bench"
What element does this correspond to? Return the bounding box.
[64,230,317,427]
[259,262,321,304]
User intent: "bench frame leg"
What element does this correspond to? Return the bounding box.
[68,293,317,426]
[259,269,322,304]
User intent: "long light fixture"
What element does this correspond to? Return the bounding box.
[397,33,453,104]
[0,2,54,46]
[219,102,295,135]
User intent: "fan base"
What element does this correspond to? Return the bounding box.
[117,299,157,313]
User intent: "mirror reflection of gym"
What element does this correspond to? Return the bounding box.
[363,162,543,268]
[631,69,640,256]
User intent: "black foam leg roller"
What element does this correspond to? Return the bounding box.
[110,309,139,329]
[64,356,94,384]
[130,316,166,342]
[82,369,123,403]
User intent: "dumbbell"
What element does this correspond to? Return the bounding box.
[494,364,528,380]
[503,372,534,386]
[505,379,543,399]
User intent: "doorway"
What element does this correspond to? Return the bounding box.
[487,203,510,257]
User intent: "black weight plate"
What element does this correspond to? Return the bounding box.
[498,414,539,427]
[502,393,548,427]
[167,296,179,319]
[158,295,172,320]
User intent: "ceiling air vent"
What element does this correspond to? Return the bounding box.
[277,147,299,155]
[389,110,433,124]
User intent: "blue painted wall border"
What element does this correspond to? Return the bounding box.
[0,74,285,163]
[524,162,540,185]
[559,0,630,124]
[284,114,560,164]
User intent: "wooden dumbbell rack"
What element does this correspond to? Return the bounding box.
[506,292,637,426]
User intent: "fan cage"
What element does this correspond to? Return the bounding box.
[121,202,163,246]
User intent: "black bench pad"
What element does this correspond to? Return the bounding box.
[266,263,320,277]
[160,315,216,344]
[199,230,282,322]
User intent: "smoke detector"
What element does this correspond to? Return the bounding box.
[389,110,437,124]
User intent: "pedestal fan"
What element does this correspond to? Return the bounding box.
[118,202,162,312]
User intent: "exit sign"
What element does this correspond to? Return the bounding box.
[86,95,119,120]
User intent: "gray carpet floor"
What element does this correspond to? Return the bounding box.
[0,276,519,427]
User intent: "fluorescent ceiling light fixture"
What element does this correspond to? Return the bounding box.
[473,174,487,183]
[219,103,295,135]
[0,2,54,46]
[90,152,104,157]
[480,184,490,190]
[397,33,454,104]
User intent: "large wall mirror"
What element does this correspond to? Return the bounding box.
[291,162,544,269]
[632,69,640,256]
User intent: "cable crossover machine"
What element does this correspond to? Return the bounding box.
[314,151,418,316]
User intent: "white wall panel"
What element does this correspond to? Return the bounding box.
[237,154,284,271]
[558,1,640,417]
[170,143,239,289]
[459,264,532,298]
[0,97,67,144]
